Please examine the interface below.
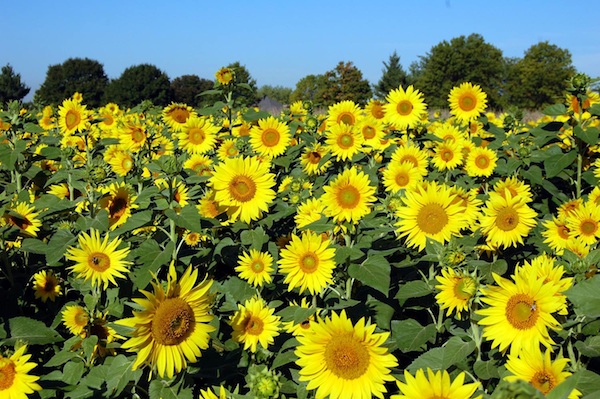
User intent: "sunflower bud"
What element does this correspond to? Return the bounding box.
[246,365,281,399]
[490,379,545,399]
[89,165,108,183]
[568,73,591,96]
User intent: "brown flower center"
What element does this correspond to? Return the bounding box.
[229,175,257,203]
[505,293,538,330]
[337,133,354,149]
[88,252,110,272]
[337,112,355,126]
[169,108,190,124]
[188,128,206,145]
[337,185,360,209]
[65,109,81,130]
[531,371,556,394]
[0,358,16,390]
[580,219,598,236]
[324,334,370,380]
[299,253,319,273]
[495,207,519,231]
[459,93,477,111]
[396,100,413,116]
[261,128,280,147]
[416,203,449,235]
[243,315,264,335]
[152,297,195,345]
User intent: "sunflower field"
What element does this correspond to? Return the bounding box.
[1,68,600,399]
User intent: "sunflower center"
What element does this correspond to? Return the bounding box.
[337,133,354,149]
[251,261,264,273]
[362,126,376,139]
[557,225,570,239]
[475,154,490,169]
[101,113,114,126]
[262,128,280,147]
[90,323,109,340]
[307,151,321,164]
[531,371,556,394]
[188,128,206,145]
[580,220,598,236]
[152,297,195,345]
[416,203,449,235]
[337,185,361,209]
[370,103,385,119]
[495,207,520,231]
[109,196,129,219]
[65,110,81,130]
[324,334,370,380]
[226,146,239,156]
[505,293,538,330]
[459,93,477,111]
[131,127,146,143]
[299,253,319,273]
[170,108,190,124]
[0,358,16,390]
[440,148,454,162]
[122,158,133,171]
[394,172,410,187]
[229,175,257,202]
[338,112,355,125]
[88,252,111,272]
[7,215,31,230]
[44,280,56,293]
[453,277,475,301]
[75,310,89,327]
[243,315,264,335]
[396,100,413,116]
[399,155,418,168]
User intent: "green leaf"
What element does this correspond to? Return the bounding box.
[20,238,47,254]
[546,373,580,399]
[240,226,269,247]
[218,276,256,312]
[544,150,577,178]
[566,275,600,318]
[366,295,395,330]
[62,361,85,385]
[131,239,175,290]
[395,280,432,305]
[476,259,508,284]
[111,210,153,235]
[473,360,500,380]
[104,355,143,397]
[276,306,316,324]
[164,205,203,232]
[45,229,77,266]
[149,380,193,399]
[543,103,567,116]
[347,255,390,295]
[272,348,298,370]
[243,108,271,122]
[407,336,476,372]
[45,349,78,367]
[3,317,63,345]
[575,336,600,358]
[391,319,437,352]
[575,125,600,146]
[573,369,600,398]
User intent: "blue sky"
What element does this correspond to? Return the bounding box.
[5,1,600,102]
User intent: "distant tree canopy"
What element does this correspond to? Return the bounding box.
[0,64,30,105]
[257,85,292,105]
[170,74,213,108]
[34,58,108,107]
[104,64,171,108]
[226,61,260,108]
[322,61,372,106]
[374,51,408,100]
[290,74,328,106]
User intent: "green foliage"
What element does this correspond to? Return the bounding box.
[321,61,373,106]
[374,51,408,99]
[34,57,108,107]
[225,61,259,107]
[290,74,328,106]
[0,64,30,105]
[104,63,172,107]
[257,85,292,105]
[170,74,213,107]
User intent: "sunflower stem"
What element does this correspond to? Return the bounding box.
[345,277,354,299]
[576,152,583,199]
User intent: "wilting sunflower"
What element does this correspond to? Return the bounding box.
[381,161,422,193]
[465,146,497,177]
[295,310,398,399]
[58,98,89,135]
[477,272,563,355]
[295,197,326,229]
[249,116,291,158]
[66,229,131,290]
[118,263,215,378]
[300,143,332,176]
[162,102,197,132]
[326,100,362,128]
[62,305,90,337]
[235,249,274,288]
[209,156,276,224]
[565,201,600,245]
[97,181,139,230]
[542,216,572,255]
[505,345,581,399]
[32,270,62,302]
[479,192,537,249]
[320,167,377,225]
[184,154,214,176]
[392,368,480,399]
[215,67,234,85]
[2,202,42,237]
[278,230,336,295]
[384,85,427,131]
[229,296,281,353]
[448,82,487,122]
[390,144,429,176]
[435,268,477,317]
[325,122,364,161]
[395,181,466,251]
[178,116,220,154]
[432,140,464,171]
[0,345,42,398]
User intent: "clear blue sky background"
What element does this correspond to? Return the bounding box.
[4,0,600,102]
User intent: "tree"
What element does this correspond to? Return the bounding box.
[257,85,292,105]
[374,51,408,99]
[104,64,171,108]
[34,58,108,107]
[321,61,373,106]
[290,74,328,106]
[413,34,505,109]
[506,42,576,110]
[0,64,30,105]
[226,61,260,108]
[170,74,213,108]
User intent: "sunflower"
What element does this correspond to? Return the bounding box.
[365,99,386,120]
[325,122,364,161]
[384,85,427,131]
[295,310,398,399]
[62,305,90,337]
[326,100,362,128]
[66,229,131,290]
[557,198,584,220]
[278,230,336,295]
[235,249,274,288]
[449,186,482,230]
[357,115,386,148]
[393,368,480,399]
[477,272,563,355]
[565,201,600,245]
[118,116,147,153]
[184,154,214,176]
[431,122,467,143]
[229,296,281,353]
[58,98,89,135]
[283,297,320,337]
[493,176,533,203]
[295,197,326,230]
[465,146,497,177]
[435,268,477,317]
[479,192,537,249]
[216,138,241,161]
[542,216,572,254]
[209,156,276,223]
[448,82,487,122]
[320,167,377,224]
[196,190,229,222]
[162,102,197,132]
[390,144,429,176]
[395,181,466,251]
[106,149,134,176]
[215,67,234,85]
[178,116,220,154]
[118,263,215,378]
[381,161,422,193]
[0,345,42,398]
[2,202,42,237]
[32,269,62,302]
[97,181,139,230]
[431,140,464,171]
[199,386,228,399]
[300,143,332,176]
[505,345,581,399]
[38,105,56,130]
[249,116,291,158]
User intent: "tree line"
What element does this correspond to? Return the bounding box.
[0,33,580,111]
